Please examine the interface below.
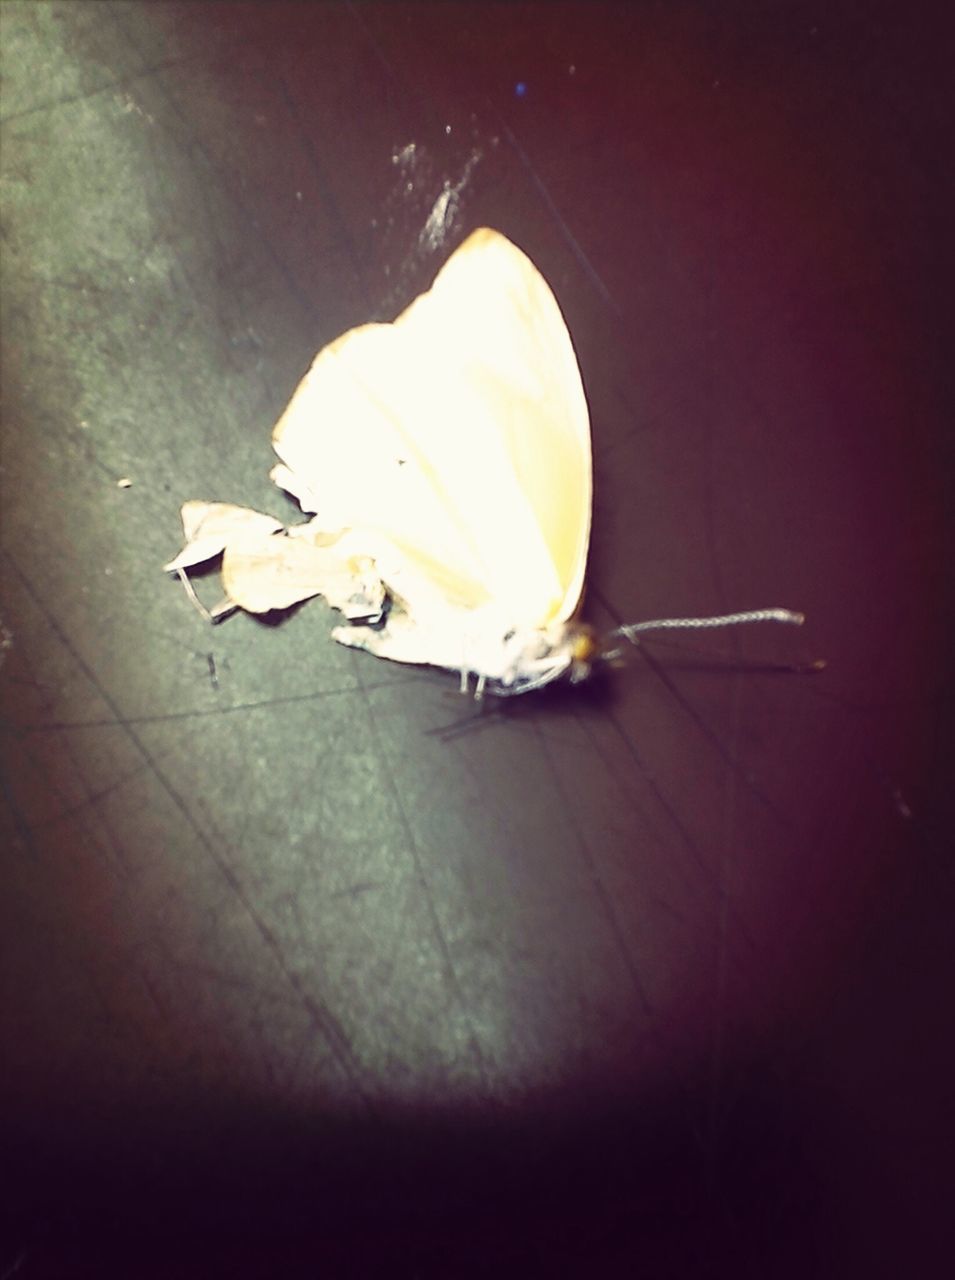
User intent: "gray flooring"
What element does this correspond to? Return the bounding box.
[1,3,951,1274]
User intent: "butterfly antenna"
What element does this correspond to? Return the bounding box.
[609,607,804,649]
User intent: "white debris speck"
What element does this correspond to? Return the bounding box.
[0,618,13,668]
[421,184,455,250]
[117,93,154,123]
[392,142,417,167]
[117,477,133,488]
[418,151,482,252]
[891,787,913,820]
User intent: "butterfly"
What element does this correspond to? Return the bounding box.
[166,228,802,696]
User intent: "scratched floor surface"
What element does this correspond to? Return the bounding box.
[1,2,952,1275]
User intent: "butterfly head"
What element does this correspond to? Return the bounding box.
[483,620,599,696]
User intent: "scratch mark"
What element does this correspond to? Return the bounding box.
[577,701,757,958]
[15,672,429,733]
[186,138,277,376]
[348,648,492,1089]
[501,124,620,315]
[591,585,795,829]
[0,1247,26,1280]
[155,957,263,997]
[533,717,654,1017]
[637,642,793,826]
[704,668,743,1189]
[138,966,168,1021]
[22,750,173,833]
[207,652,219,690]
[345,1,412,94]
[3,642,134,872]
[0,55,204,126]
[102,7,323,330]
[275,73,373,312]
[7,554,371,1106]
[329,881,385,901]
[0,754,39,859]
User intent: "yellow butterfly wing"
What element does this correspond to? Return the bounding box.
[271,228,592,629]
